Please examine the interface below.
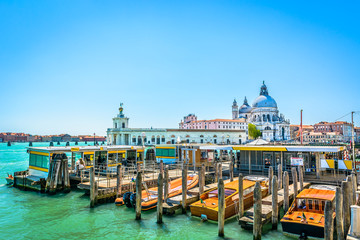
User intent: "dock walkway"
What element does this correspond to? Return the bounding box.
[238,182,310,228]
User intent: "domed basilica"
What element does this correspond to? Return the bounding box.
[232,82,290,141]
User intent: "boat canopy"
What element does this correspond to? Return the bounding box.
[296,188,335,201]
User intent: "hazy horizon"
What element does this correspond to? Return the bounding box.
[1,1,360,136]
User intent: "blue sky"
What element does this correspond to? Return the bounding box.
[1,1,359,136]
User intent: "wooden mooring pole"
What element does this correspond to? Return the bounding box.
[268,166,273,195]
[278,164,282,189]
[343,180,351,234]
[291,167,298,196]
[272,176,278,230]
[324,200,334,240]
[298,166,304,192]
[335,186,344,240]
[164,166,169,202]
[218,163,222,180]
[90,167,96,208]
[352,172,357,204]
[214,162,218,183]
[283,171,289,212]
[253,181,262,240]
[199,164,205,195]
[182,164,188,213]
[116,165,122,198]
[229,161,234,182]
[135,171,142,220]
[157,173,163,224]
[347,176,354,205]
[218,178,225,237]
[63,159,70,193]
[160,160,164,176]
[238,173,244,218]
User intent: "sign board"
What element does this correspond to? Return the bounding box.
[208,152,214,162]
[291,157,303,166]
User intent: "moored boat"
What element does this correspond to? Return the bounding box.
[6,174,14,185]
[190,176,269,221]
[124,174,199,210]
[280,185,336,239]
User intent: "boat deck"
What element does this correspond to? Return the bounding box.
[163,177,236,215]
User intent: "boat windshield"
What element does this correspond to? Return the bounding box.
[208,188,236,198]
[295,198,326,213]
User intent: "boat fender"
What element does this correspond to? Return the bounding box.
[123,192,133,208]
[130,193,136,209]
[115,197,124,206]
[201,214,208,221]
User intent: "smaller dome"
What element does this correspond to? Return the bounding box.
[239,96,252,113]
[239,104,252,113]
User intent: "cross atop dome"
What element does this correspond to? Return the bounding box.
[260,81,269,96]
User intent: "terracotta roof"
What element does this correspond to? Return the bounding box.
[184,118,246,124]
[167,129,245,132]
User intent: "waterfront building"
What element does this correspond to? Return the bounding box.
[232,82,291,142]
[107,104,246,145]
[314,121,352,142]
[179,114,247,131]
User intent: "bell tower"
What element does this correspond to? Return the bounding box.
[232,98,239,119]
[113,103,129,129]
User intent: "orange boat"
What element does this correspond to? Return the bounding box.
[190,176,268,221]
[281,185,336,239]
[124,174,199,211]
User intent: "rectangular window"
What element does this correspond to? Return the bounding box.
[308,200,313,210]
[314,200,319,211]
[321,201,325,212]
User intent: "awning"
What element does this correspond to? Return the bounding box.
[232,146,287,151]
[199,146,233,150]
[286,146,344,152]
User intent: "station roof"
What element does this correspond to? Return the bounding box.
[232,145,344,152]
[27,145,134,153]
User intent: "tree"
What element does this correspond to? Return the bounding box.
[248,123,262,140]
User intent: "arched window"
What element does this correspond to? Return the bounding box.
[263,114,266,121]
[122,123,125,128]
[132,136,136,143]
[151,136,155,142]
[138,136,142,145]
[265,126,271,130]
[156,136,160,144]
[161,135,165,143]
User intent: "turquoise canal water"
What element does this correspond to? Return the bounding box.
[0,143,292,240]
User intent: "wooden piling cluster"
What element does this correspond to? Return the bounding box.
[45,158,70,194]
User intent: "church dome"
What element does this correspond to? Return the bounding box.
[252,81,277,108]
[252,95,277,108]
[239,97,252,113]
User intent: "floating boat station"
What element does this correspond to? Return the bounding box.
[12,143,360,239]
